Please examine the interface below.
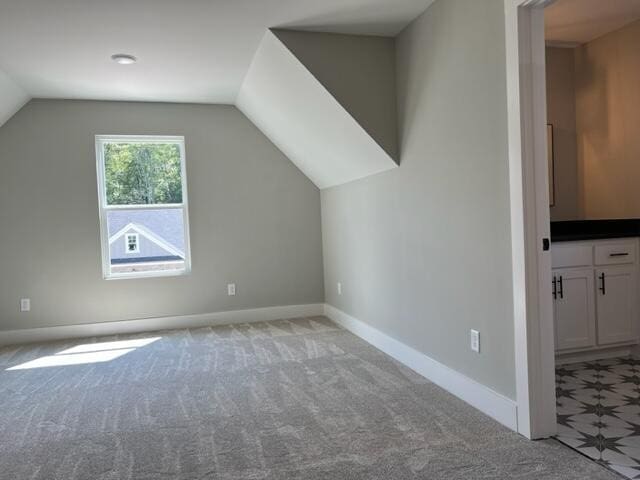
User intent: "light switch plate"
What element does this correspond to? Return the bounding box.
[20,298,31,312]
[470,329,480,353]
[227,284,236,296]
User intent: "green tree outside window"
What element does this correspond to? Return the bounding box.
[104,143,182,205]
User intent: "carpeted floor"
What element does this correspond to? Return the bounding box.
[0,316,619,479]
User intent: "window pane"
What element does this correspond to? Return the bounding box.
[104,143,182,205]
[107,208,185,275]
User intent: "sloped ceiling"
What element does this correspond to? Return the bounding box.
[0,0,436,185]
[236,30,397,189]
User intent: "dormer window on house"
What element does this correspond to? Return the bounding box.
[125,233,139,254]
[96,135,191,279]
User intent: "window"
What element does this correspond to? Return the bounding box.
[96,135,191,279]
[125,233,139,254]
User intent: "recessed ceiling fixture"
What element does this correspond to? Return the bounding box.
[111,54,137,65]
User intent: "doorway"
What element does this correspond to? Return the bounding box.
[508,0,640,477]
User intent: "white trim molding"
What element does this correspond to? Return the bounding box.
[0,303,324,347]
[324,304,519,431]
[95,135,192,281]
[505,0,558,439]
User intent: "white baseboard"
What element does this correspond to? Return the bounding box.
[323,304,519,431]
[0,303,324,347]
[3,302,518,431]
[556,345,635,365]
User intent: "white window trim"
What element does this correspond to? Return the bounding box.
[95,135,192,280]
[125,233,140,254]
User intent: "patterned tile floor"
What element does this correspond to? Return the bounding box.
[556,357,640,479]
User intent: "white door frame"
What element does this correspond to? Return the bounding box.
[505,0,558,439]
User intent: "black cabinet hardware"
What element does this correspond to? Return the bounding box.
[558,276,564,299]
[599,273,606,295]
[609,252,629,257]
[543,238,550,251]
[552,276,557,299]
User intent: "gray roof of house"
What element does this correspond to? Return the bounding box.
[107,209,185,253]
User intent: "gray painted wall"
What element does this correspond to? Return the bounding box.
[274,29,398,161]
[0,99,324,330]
[321,0,516,398]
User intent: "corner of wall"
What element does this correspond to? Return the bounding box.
[0,70,30,130]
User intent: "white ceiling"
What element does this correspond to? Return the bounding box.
[0,0,434,105]
[545,0,640,45]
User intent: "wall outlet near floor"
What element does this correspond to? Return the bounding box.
[470,329,480,353]
[20,298,31,312]
[227,283,236,296]
[337,282,342,295]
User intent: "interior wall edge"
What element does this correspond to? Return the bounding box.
[0,70,30,129]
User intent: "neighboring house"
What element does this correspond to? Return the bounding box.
[107,209,185,265]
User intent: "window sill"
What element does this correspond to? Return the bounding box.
[103,268,191,281]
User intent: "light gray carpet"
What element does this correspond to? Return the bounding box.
[0,316,619,479]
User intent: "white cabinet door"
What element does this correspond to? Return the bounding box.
[596,266,638,345]
[553,268,596,351]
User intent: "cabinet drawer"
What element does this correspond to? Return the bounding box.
[551,244,593,268]
[594,242,637,266]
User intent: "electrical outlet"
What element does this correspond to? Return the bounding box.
[20,298,31,312]
[227,283,236,296]
[337,282,342,295]
[470,329,480,353]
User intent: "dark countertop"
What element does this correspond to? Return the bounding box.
[551,219,640,242]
